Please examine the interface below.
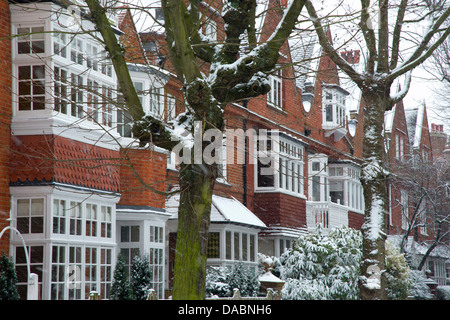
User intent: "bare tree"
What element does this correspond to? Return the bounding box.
[391,156,450,271]
[304,0,450,299]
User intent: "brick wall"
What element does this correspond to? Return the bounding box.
[348,211,364,230]
[253,192,306,229]
[0,1,11,254]
[119,148,167,209]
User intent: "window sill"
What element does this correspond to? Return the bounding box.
[254,188,306,200]
[267,103,287,115]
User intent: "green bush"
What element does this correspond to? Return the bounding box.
[0,252,20,300]
[385,241,411,300]
[206,262,259,298]
[279,226,362,300]
[436,286,450,300]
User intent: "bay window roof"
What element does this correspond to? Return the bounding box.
[166,194,266,229]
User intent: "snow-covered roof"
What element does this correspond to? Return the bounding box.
[405,104,425,149]
[384,105,396,134]
[166,193,266,229]
[289,29,321,91]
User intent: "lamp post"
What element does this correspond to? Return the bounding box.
[0,226,39,300]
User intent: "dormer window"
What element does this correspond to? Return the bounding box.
[322,84,349,141]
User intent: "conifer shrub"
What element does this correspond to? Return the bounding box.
[0,252,20,300]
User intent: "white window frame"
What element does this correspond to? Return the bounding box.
[400,189,409,230]
[419,198,428,236]
[267,69,283,109]
[396,134,405,160]
[328,163,364,212]
[149,86,164,119]
[224,229,258,263]
[15,197,45,235]
[308,154,329,202]
[16,64,47,112]
[16,25,45,55]
[166,92,176,121]
[322,87,347,129]
[254,131,305,198]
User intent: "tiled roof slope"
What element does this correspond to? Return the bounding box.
[11,135,121,192]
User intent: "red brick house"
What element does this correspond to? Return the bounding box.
[0,0,447,299]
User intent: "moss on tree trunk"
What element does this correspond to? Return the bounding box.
[172,163,216,300]
[359,90,389,300]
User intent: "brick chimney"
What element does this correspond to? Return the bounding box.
[431,123,444,133]
[340,49,361,64]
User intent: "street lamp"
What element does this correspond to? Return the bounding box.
[0,226,39,300]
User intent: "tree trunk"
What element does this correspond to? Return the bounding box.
[358,89,389,300]
[172,161,217,300]
[171,81,223,299]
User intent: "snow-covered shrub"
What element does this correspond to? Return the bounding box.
[227,262,260,297]
[279,226,362,300]
[436,286,450,300]
[282,277,330,300]
[110,254,132,300]
[205,266,229,297]
[130,254,153,300]
[206,263,260,298]
[409,269,434,300]
[385,241,411,300]
[0,252,20,300]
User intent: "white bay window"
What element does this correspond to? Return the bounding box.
[329,163,364,212]
[309,154,328,202]
[322,84,349,141]
[255,131,305,197]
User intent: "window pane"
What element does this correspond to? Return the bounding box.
[121,226,129,242]
[226,231,232,260]
[330,180,344,205]
[326,105,333,121]
[17,218,29,234]
[312,176,321,201]
[207,232,220,259]
[242,234,248,261]
[234,232,239,260]
[131,226,140,242]
[17,199,29,216]
[32,41,45,53]
[30,246,44,263]
[31,217,43,233]
[250,235,255,262]
[18,41,30,54]
[31,198,44,215]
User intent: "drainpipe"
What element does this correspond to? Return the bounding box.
[243,100,249,207]
[343,135,354,156]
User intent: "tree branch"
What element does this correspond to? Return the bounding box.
[305,1,363,86]
[85,0,144,121]
[377,0,389,73]
[359,0,377,74]
[390,0,408,70]
[162,0,202,83]
[388,5,450,81]
[210,0,307,103]
[85,0,178,149]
